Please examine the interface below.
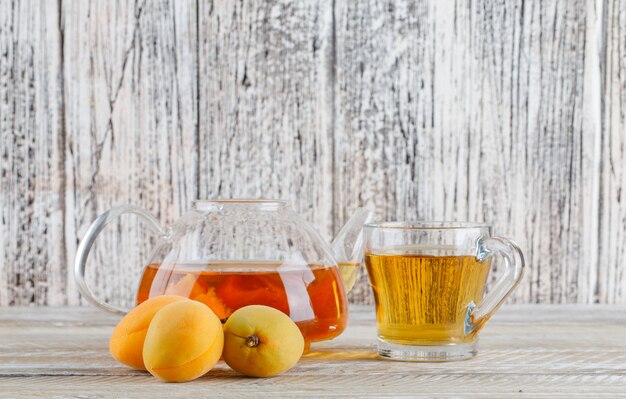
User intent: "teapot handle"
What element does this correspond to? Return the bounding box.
[74,205,168,315]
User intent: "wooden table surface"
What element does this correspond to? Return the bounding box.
[1,305,626,398]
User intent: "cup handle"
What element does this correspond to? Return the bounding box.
[74,205,168,315]
[465,236,525,335]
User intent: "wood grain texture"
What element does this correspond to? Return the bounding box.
[598,0,626,303]
[1,306,626,397]
[63,0,198,306]
[0,0,625,306]
[197,0,335,238]
[0,0,66,305]
[335,0,602,305]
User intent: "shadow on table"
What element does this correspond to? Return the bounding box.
[188,350,380,382]
[303,348,379,361]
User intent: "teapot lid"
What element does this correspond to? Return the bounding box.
[192,199,287,211]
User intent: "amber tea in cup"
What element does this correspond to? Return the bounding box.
[366,254,490,345]
[364,222,524,361]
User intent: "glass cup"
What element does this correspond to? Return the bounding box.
[363,222,524,361]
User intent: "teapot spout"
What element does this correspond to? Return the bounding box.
[331,208,375,293]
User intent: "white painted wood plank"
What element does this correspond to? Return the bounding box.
[334,0,601,304]
[1,374,625,398]
[0,0,625,308]
[196,0,335,239]
[1,306,625,397]
[62,0,198,307]
[0,0,66,306]
[598,0,626,303]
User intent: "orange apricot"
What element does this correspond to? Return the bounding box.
[109,295,189,370]
[143,300,224,382]
[222,305,304,377]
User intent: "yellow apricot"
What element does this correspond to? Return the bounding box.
[143,300,224,382]
[222,305,304,377]
[109,295,189,370]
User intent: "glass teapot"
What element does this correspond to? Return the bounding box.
[75,200,373,344]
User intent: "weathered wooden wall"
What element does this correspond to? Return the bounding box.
[0,0,624,307]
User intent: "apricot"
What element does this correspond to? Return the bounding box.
[143,300,224,382]
[164,273,232,320]
[222,305,304,377]
[109,295,189,370]
[164,273,209,298]
[193,287,232,320]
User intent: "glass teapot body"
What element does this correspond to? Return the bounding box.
[138,200,348,342]
[75,200,372,344]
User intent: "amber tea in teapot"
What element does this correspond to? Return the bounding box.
[75,200,373,345]
[137,261,349,342]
